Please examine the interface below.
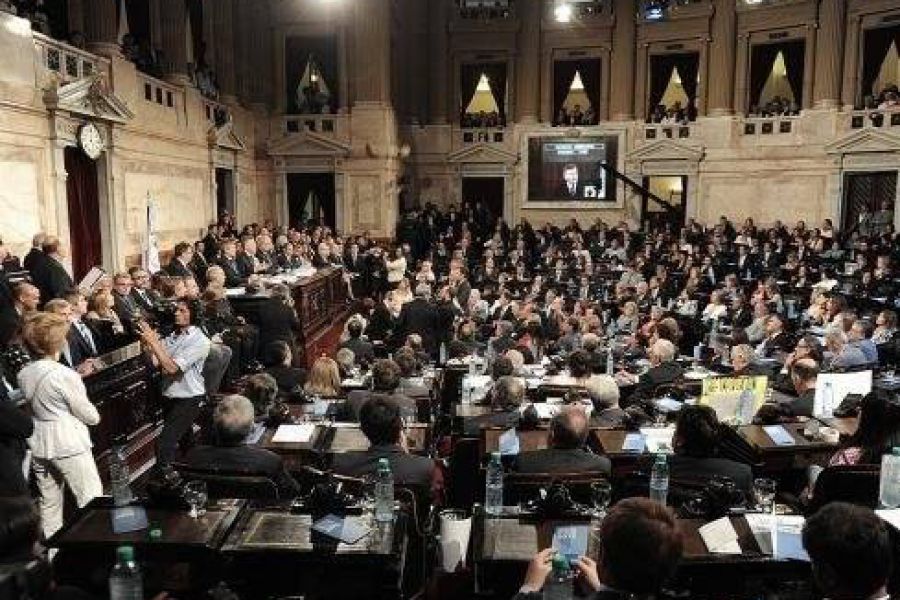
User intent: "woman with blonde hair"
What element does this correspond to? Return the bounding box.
[18,312,102,539]
[87,288,124,334]
[304,356,342,397]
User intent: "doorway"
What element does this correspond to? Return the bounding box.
[215,168,235,219]
[842,171,897,235]
[641,175,687,232]
[64,146,102,281]
[462,176,504,228]
[287,173,336,230]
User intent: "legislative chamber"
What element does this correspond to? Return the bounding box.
[1,0,900,599]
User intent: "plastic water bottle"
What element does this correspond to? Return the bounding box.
[693,341,703,362]
[109,546,143,600]
[879,448,900,508]
[649,453,669,505]
[543,554,574,600]
[737,389,755,425]
[109,446,134,507]
[485,452,504,516]
[605,348,614,376]
[822,381,835,418]
[374,458,394,523]
[439,342,448,366]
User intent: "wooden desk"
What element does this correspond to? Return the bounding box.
[738,422,838,472]
[480,427,550,456]
[48,498,243,595]
[220,507,406,599]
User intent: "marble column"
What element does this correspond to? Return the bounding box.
[813,0,845,109]
[353,0,390,103]
[159,0,189,85]
[707,0,736,116]
[67,0,84,37]
[248,1,271,107]
[84,0,120,58]
[428,0,448,124]
[516,0,541,123]
[213,0,236,103]
[407,0,428,124]
[610,0,636,121]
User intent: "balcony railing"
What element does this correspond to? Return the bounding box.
[847,108,900,131]
[33,33,109,83]
[644,122,695,140]
[459,126,506,145]
[282,114,348,137]
[457,0,514,20]
[741,115,799,136]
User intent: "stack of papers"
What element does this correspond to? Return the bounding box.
[271,423,316,443]
[699,517,742,554]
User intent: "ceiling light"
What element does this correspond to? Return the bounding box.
[554,3,573,23]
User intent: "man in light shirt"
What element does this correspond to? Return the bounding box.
[137,299,211,465]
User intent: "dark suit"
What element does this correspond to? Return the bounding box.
[113,290,143,323]
[242,298,302,358]
[341,390,417,422]
[396,298,438,356]
[165,258,194,279]
[0,399,33,496]
[366,303,394,343]
[23,248,45,274]
[340,337,375,365]
[669,455,754,494]
[775,388,815,418]
[515,448,611,477]
[184,444,301,498]
[31,256,72,304]
[236,253,256,278]
[627,361,685,406]
[218,257,245,288]
[757,331,793,358]
[331,443,436,490]
[265,365,307,395]
[130,287,158,313]
[62,320,99,368]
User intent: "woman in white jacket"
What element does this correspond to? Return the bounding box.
[18,312,102,539]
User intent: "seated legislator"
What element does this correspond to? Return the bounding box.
[515,498,683,599]
[393,347,430,398]
[184,395,300,497]
[729,344,770,377]
[754,313,793,359]
[0,392,33,496]
[243,283,302,362]
[758,358,819,421]
[802,503,892,600]
[463,375,530,436]
[341,359,417,421]
[262,340,306,396]
[586,375,627,428]
[823,328,869,371]
[304,356,342,398]
[331,396,441,498]
[339,317,375,366]
[619,339,684,406]
[667,404,753,493]
[516,405,611,476]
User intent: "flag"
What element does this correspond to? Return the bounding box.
[143,192,161,274]
[117,0,129,45]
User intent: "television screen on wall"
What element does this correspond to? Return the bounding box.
[527,136,618,202]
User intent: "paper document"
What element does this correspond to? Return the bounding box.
[498,428,520,456]
[639,427,675,453]
[876,509,900,531]
[271,423,316,443]
[772,516,809,561]
[744,513,774,555]
[699,517,742,554]
[763,425,796,446]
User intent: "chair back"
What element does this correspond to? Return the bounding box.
[173,464,279,500]
[809,464,881,513]
[503,471,609,506]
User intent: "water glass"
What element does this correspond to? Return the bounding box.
[184,480,208,518]
[753,478,776,513]
[590,480,612,518]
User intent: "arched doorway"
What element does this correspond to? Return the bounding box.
[64,146,101,281]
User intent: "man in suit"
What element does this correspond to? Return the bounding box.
[515,498,682,599]
[0,282,39,346]
[341,359,417,421]
[30,236,73,304]
[236,237,260,278]
[620,339,684,406]
[559,164,583,199]
[516,406,611,476]
[331,395,440,501]
[128,267,159,313]
[0,391,33,496]
[669,405,753,493]
[23,232,46,274]
[339,318,375,366]
[393,347,430,398]
[166,242,195,279]
[184,395,300,497]
[59,291,102,374]
[217,239,245,288]
[240,284,302,361]
[395,283,438,358]
[112,272,143,324]
[754,314,793,359]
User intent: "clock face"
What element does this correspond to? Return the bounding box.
[78,123,104,160]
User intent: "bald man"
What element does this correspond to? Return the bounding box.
[515,406,611,476]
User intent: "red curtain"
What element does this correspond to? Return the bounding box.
[64,148,101,282]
